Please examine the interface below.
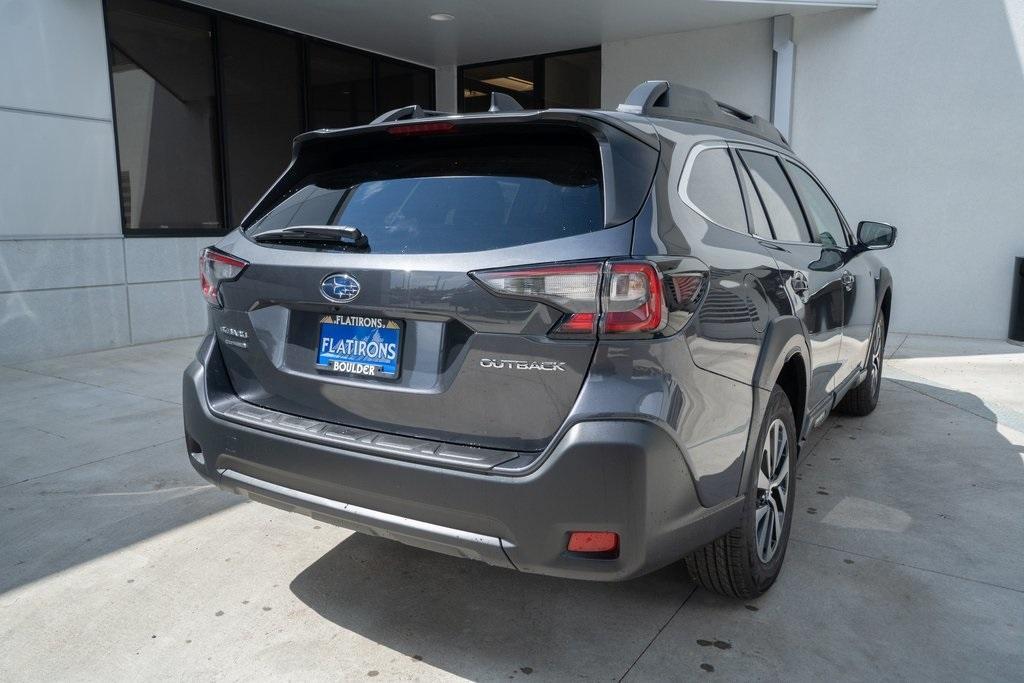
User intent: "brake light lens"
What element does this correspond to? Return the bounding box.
[199,248,248,308]
[603,262,665,333]
[472,262,602,334]
[387,121,456,135]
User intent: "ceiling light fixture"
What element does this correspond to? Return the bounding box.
[429,13,455,21]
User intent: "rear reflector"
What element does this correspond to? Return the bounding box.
[568,531,620,554]
[387,121,456,135]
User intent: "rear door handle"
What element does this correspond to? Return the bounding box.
[841,270,855,291]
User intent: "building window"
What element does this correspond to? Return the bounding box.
[306,42,373,130]
[107,0,223,233]
[462,59,537,112]
[378,59,436,114]
[105,0,435,236]
[217,19,304,226]
[543,50,601,109]
[459,47,599,113]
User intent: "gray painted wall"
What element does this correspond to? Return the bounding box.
[792,0,1024,339]
[603,4,1024,339]
[602,19,774,117]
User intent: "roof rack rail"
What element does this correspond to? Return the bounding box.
[370,104,448,125]
[617,80,789,148]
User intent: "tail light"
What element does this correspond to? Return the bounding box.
[199,248,248,308]
[603,262,664,333]
[472,260,704,336]
[472,262,602,334]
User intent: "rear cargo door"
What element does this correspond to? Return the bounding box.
[213,119,658,452]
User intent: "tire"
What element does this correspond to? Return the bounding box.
[835,314,886,417]
[684,386,796,599]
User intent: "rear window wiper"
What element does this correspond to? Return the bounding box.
[252,225,369,251]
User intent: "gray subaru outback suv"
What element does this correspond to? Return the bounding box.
[183,81,895,598]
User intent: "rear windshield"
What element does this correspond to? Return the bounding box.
[245,127,604,254]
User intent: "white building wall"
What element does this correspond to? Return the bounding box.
[792,0,1024,339]
[603,4,1024,340]
[601,19,774,117]
[0,0,208,364]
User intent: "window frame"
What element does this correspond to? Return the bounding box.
[727,141,854,248]
[457,45,600,112]
[734,148,813,244]
[780,158,854,249]
[102,0,435,238]
[675,138,856,249]
[677,141,750,235]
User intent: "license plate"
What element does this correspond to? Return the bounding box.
[315,314,402,379]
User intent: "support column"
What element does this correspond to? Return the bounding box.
[771,15,795,140]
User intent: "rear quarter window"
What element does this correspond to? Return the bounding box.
[681,147,748,233]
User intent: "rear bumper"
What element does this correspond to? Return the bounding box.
[183,336,743,581]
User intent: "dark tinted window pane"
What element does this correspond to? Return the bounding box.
[462,60,535,112]
[108,0,222,231]
[544,50,600,108]
[736,160,773,238]
[377,61,433,113]
[784,161,848,247]
[248,128,602,253]
[218,19,303,226]
[307,43,373,128]
[739,151,810,242]
[684,148,747,232]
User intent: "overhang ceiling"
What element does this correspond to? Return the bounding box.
[186,0,875,67]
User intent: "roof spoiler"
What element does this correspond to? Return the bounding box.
[371,92,523,125]
[617,80,789,148]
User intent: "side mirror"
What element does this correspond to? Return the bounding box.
[857,221,897,249]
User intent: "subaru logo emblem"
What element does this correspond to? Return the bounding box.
[320,273,361,303]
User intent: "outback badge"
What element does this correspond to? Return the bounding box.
[480,358,566,372]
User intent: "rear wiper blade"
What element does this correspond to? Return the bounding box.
[253,225,369,250]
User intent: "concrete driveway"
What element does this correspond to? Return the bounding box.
[1,334,1022,681]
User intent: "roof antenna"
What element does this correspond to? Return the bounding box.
[488,92,524,113]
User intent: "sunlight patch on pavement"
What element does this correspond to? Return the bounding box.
[821,497,912,533]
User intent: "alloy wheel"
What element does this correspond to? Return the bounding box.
[869,318,885,396]
[755,418,790,563]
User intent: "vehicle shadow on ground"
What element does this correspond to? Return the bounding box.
[291,378,1024,679]
[289,535,692,680]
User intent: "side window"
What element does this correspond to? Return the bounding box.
[682,147,748,232]
[784,161,849,248]
[735,157,773,239]
[738,151,811,243]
